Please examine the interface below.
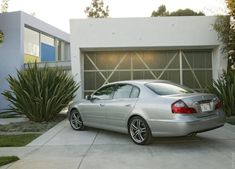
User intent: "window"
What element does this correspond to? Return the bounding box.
[24,27,40,63]
[93,85,115,100]
[40,34,55,62]
[146,82,194,96]
[130,87,140,98]
[113,84,133,99]
[24,27,70,63]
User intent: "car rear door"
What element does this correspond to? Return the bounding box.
[104,84,139,131]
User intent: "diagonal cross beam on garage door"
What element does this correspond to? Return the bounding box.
[134,51,179,80]
[103,53,128,84]
[182,52,202,88]
[85,54,107,82]
[85,52,129,85]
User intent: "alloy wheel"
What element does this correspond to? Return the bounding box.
[70,110,84,130]
[129,117,152,145]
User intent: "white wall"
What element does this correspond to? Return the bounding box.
[70,16,227,99]
[0,12,23,110]
[71,16,220,49]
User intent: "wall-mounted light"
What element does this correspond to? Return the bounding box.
[0,30,4,43]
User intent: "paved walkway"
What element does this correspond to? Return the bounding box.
[1,120,235,169]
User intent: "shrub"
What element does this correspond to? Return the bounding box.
[2,63,79,122]
[208,70,235,116]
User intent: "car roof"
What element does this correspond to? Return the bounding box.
[107,79,170,86]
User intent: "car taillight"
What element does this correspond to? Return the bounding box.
[215,99,223,110]
[171,100,197,114]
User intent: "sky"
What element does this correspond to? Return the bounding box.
[7,0,227,33]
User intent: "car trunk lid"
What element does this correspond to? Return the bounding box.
[165,93,218,118]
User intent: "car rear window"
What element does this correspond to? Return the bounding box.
[146,82,194,95]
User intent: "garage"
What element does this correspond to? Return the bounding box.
[70,16,226,99]
[83,50,212,96]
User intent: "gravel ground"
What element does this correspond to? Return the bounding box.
[0,114,66,133]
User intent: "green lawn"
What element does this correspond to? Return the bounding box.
[0,156,19,167]
[0,134,40,147]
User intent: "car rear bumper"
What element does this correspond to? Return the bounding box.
[149,111,226,137]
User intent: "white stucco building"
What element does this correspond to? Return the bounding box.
[0,11,71,110]
[70,16,226,99]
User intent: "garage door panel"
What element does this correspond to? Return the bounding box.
[84,56,96,70]
[132,55,146,69]
[95,52,121,70]
[183,70,200,89]
[133,71,153,80]
[159,71,180,84]
[109,71,131,82]
[84,72,105,91]
[117,56,131,69]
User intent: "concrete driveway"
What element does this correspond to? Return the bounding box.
[1,120,235,169]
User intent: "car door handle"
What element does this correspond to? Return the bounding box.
[125,104,131,107]
[100,104,105,107]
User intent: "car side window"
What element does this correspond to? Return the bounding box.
[113,84,133,99]
[93,85,115,100]
[130,86,140,98]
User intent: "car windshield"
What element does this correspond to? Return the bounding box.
[146,82,194,95]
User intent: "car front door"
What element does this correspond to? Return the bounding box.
[105,84,140,132]
[79,85,115,128]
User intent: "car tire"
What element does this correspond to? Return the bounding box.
[69,110,84,130]
[128,116,152,145]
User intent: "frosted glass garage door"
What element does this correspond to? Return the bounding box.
[83,50,212,95]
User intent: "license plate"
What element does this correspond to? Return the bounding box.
[200,103,212,112]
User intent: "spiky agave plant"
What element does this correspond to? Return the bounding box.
[208,70,235,117]
[2,63,79,122]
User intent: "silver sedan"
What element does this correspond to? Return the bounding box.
[68,80,225,145]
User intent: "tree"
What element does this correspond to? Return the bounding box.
[209,0,235,117]
[170,9,205,16]
[151,5,169,17]
[85,0,109,18]
[151,5,205,17]
[213,0,235,70]
[1,0,9,13]
[226,0,235,16]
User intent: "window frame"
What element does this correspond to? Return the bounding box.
[91,84,116,100]
[91,83,140,100]
[112,84,137,99]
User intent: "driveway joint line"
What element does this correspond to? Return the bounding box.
[77,130,99,169]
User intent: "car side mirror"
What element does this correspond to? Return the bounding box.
[85,95,92,100]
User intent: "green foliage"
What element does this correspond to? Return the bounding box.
[226,0,235,16]
[151,5,204,17]
[213,0,235,70]
[151,5,169,17]
[0,156,19,167]
[213,15,231,53]
[85,0,109,18]
[2,63,79,122]
[0,30,4,43]
[208,71,235,116]
[170,9,205,16]
[1,0,9,13]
